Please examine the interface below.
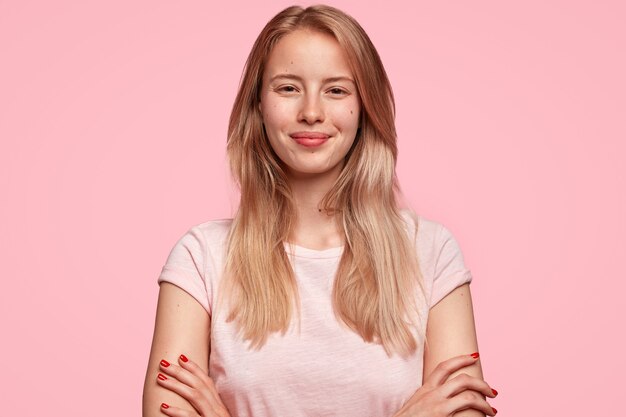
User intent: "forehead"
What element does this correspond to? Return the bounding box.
[264,29,353,80]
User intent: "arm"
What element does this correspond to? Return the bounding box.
[423,283,487,417]
[143,282,211,417]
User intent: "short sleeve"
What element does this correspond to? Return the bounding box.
[157,226,211,316]
[430,224,473,308]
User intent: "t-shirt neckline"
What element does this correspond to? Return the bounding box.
[283,241,344,259]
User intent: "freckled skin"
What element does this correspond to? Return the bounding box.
[258,30,361,178]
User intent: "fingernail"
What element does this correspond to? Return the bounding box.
[180,354,188,362]
[470,352,479,359]
[492,407,497,414]
[492,388,498,396]
[157,373,167,381]
[161,403,170,409]
[160,359,170,367]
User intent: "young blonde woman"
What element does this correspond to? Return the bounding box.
[143,5,498,417]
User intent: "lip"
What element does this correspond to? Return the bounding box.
[289,131,331,148]
[289,131,331,139]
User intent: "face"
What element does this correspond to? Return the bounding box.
[258,29,361,180]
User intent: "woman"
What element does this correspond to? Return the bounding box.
[143,4,497,417]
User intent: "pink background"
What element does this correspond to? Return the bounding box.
[1,0,624,415]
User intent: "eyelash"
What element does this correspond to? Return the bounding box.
[276,85,348,96]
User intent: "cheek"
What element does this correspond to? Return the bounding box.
[260,97,290,127]
[332,104,360,131]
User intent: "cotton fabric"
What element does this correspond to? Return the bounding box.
[157,210,473,416]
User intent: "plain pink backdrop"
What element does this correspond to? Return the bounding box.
[1,0,624,415]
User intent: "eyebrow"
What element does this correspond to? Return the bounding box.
[269,73,355,84]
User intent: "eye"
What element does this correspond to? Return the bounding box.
[276,85,298,93]
[328,87,348,96]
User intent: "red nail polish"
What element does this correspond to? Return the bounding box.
[161,403,170,409]
[180,354,189,362]
[160,359,170,367]
[492,407,497,414]
[470,352,479,359]
[492,388,498,396]
[157,373,167,381]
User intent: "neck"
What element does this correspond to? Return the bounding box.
[284,163,344,248]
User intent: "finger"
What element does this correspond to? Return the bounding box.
[159,402,200,417]
[158,378,227,417]
[424,352,480,387]
[156,371,193,395]
[444,389,497,416]
[177,354,214,388]
[160,360,201,389]
[442,373,498,399]
[157,360,224,415]
[156,372,211,413]
[178,354,224,406]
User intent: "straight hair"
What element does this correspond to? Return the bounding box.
[219,4,426,359]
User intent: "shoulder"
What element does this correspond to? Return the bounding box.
[157,219,235,315]
[189,218,233,247]
[398,208,446,244]
[164,218,233,269]
[398,209,467,275]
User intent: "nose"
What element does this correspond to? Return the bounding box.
[297,93,325,124]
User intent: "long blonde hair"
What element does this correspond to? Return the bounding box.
[220,4,426,358]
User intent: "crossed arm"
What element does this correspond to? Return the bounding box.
[143,282,488,416]
[143,282,211,417]
[423,283,487,417]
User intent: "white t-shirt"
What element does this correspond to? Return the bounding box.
[157,210,473,416]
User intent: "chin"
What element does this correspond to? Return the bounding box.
[285,163,342,177]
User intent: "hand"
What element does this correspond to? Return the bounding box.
[156,354,231,417]
[393,353,498,417]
